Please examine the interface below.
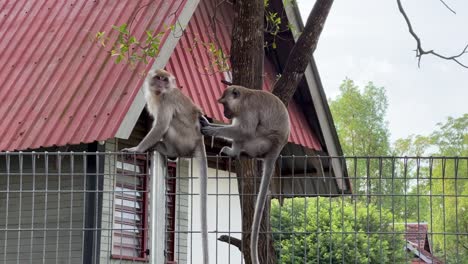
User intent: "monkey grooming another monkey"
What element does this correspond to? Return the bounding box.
[122,69,210,264]
[200,85,290,264]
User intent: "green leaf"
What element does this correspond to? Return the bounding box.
[146,30,153,38]
[115,54,123,63]
[128,36,137,45]
[119,23,129,34]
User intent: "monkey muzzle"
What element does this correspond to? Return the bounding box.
[150,86,164,96]
[223,107,233,119]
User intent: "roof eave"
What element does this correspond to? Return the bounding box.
[282,2,351,193]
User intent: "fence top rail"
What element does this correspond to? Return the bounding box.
[0,151,467,160]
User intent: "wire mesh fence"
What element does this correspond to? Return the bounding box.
[0,152,466,264]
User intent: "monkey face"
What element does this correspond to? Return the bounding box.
[218,86,241,119]
[147,69,175,95]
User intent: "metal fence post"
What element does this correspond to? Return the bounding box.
[151,151,167,264]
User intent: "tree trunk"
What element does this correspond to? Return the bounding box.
[227,0,334,263]
[230,0,278,263]
[230,0,264,90]
[272,0,334,106]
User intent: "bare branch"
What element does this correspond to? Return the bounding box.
[396,0,468,68]
[218,235,242,252]
[438,0,456,14]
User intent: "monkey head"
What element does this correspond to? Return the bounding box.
[147,69,176,95]
[218,85,243,119]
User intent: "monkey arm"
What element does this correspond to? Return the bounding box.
[205,123,227,127]
[123,106,173,152]
[199,116,227,128]
[201,123,254,141]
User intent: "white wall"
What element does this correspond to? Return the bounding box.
[187,160,243,264]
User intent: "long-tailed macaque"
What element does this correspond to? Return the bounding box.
[122,69,209,264]
[200,85,290,264]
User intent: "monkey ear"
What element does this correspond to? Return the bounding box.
[232,88,240,98]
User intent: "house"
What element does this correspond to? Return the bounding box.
[0,0,351,263]
[405,223,443,264]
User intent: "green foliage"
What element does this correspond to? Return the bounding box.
[387,115,467,262]
[393,114,467,157]
[94,23,168,67]
[95,23,230,73]
[203,40,230,72]
[264,1,297,49]
[329,79,467,262]
[429,159,467,263]
[329,79,397,207]
[186,37,230,73]
[395,114,468,262]
[329,79,390,157]
[271,198,407,263]
[431,114,467,156]
[393,135,431,156]
[266,11,282,37]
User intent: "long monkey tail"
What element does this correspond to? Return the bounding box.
[196,139,209,264]
[250,153,279,264]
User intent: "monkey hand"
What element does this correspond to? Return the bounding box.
[121,146,143,153]
[199,116,210,127]
[220,146,238,157]
[201,125,218,137]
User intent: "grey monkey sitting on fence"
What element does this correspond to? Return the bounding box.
[200,85,290,264]
[122,69,210,264]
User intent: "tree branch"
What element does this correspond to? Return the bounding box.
[438,0,456,14]
[218,235,242,252]
[271,0,334,105]
[396,0,468,68]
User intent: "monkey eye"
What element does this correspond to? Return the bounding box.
[232,88,239,98]
[154,75,168,81]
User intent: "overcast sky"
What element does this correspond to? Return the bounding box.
[297,0,468,142]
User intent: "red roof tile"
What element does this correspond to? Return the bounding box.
[405,223,444,264]
[406,223,429,249]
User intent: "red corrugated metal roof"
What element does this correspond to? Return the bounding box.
[0,0,188,151]
[166,0,322,150]
[0,0,321,151]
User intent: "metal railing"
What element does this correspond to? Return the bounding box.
[0,152,466,264]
